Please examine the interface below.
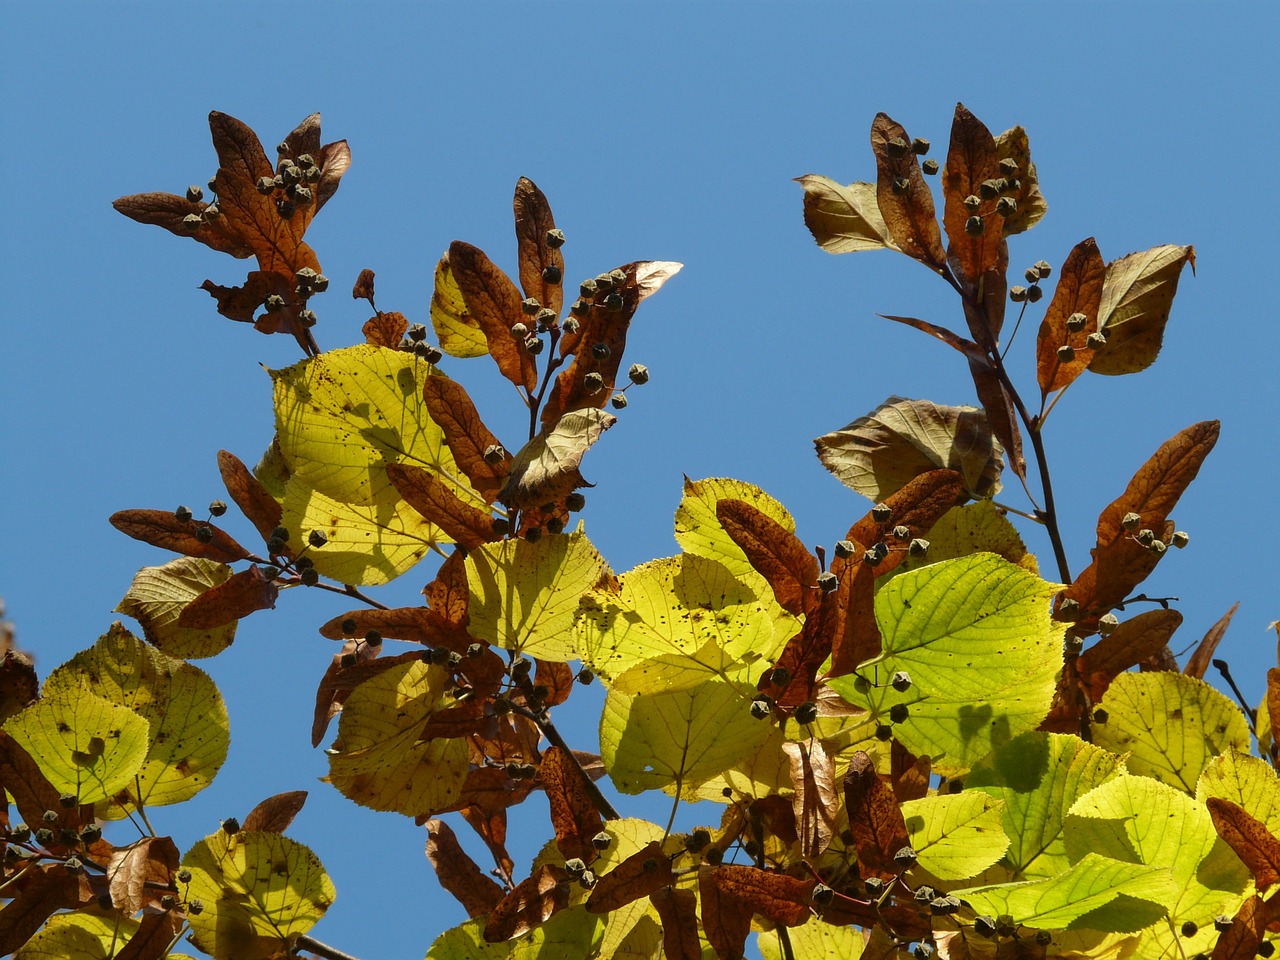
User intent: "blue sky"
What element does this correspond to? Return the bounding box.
[3,3,1278,957]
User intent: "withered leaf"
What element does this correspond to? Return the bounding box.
[650,886,702,960]
[1185,603,1239,680]
[352,268,376,302]
[110,509,251,563]
[716,499,818,617]
[882,314,989,364]
[1036,238,1106,396]
[362,311,409,349]
[796,175,899,254]
[116,912,184,960]
[425,817,505,918]
[1206,797,1280,887]
[829,547,878,676]
[816,397,1003,502]
[783,739,837,859]
[387,463,500,550]
[200,271,292,323]
[0,731,81,839]
[1062,519,1175,622]
[318,607,469,649]
[968,358,1026,481]
[108,836,180,916]
[533,659,575,709]
[1090,245,1195,376]
[112,191,253,257]
[993,126,1047,236]
[514,178,565,319]
[309,645,412,748]
[242,790,308,834]
[942,103,1005,285]
[760,590,840,709]
[699,864,753,960]
[845,468,966,563]
[0,648,38,725]
[0,864,88,954]
[587,840,674,914]
[706,864,815,927]
[1268,669,1280,766]
[1075,609,1183,702]
[420,699,494,742]
[422,375,510,504]
[425,550,472,628]
[871,113,946,272]
[890,740,931,803]
[499,408,615,510]
[448,240,537,394]
[483,863,570,942]
[844,750,910,880]
[1210,895,1280,960]
[177,564,278,629]
[541,744,605,863]
[217,449,283,544]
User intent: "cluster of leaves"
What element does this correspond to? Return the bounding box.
[2,104,1277,960]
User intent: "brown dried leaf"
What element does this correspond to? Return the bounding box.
[423,375,510,504]
[783,739,837,858]
[177,565,277,629]
[420,699,494,743]
[448,240,537,394]
[882,315,989,364]
[425,817,505,918]
[650,886,702,960]
[1076,609,1183,702]
[1210,895,1280,960]
[699,864,754,960]
[871,113,945,272]
[1206,797,1280,887]
[112,191,253,258]
[514,178,565,319]
[541,745,605,863]
[587,840,674,914]
[533,659,575,709]
[1062,519,1176,622]
[942,103,1005,285]
[201,271,291,323]
[108,836,180,916]
[317,606,470,650]
[242,790,308,833]
[387,463,500,550]
[0,648,37,726]
[716,499,818,617]
[498,408,615,510]
[484,863,570,941]
[0,731,82,837]
[1090,245,1195,376]
[363,311,409,349]
[796,175,899,253]
[309,645,410,748]
[759,590,839,709]
[1185,603,1239,680]
[217,450,283,544]
[1036,238,1106,396]
[352,268,376,302]
[707,864,815,927]
[845,468,967,562]
[110,509,251,563]
[993,126,1047,236]
[0,864,87,954]
[844,750,910,880]
[426,550,472,628]
[828,542,877,676]
[280,112,350,214]
[969,358,1026,481]
[890,740,931,802]
[1268,669,1280,766]
[115,912,184,960]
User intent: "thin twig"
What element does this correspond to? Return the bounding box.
[1212,659,1258,733]
[510,703,620,821]
[296,934,363,960]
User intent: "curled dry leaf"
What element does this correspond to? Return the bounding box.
[1184,602,1239,681]
[448,240,537,394]
[698,864,753,960]
[968,358,1026,481]
[1210,895,1280,960]
[649,886,702,960]
[1036,237,1106,397]
[993,125,1047,236]
[871,113,946,272]
[796,175,899,254]
[110,509,251,564]
[1075,609,1183,702]
[586,840,674,914]
[217,450,283,545]
[514,178,565,319]
[362,310,409,349]
[715,499,819,617]
[422,375,510,504]
[942,103,1006,285]
[386,463,500,550]
[177,565,278,629]
[816,396,1004,502]
[542,744,604,864]
[242,790,308,834]
[499,408,616,510]
[783,739,837,859]
[108,836,180,916]
[352,267,376,301]
[0,647,38,726]
[425,818,505,918]
[705,864,815,927]
[483,863,571,942]
[1090,245,1195,376]
[1205,797,1280,888]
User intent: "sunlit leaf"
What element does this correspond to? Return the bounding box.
[177,564,278,629]
[12,911,143,960]
[796,175,899,253]
[716,498,818,616]
[449,240,538,393]
[109,509,250,564]
[107,835,180,916]
[542,744,605,864]
[514,178,565,318]
[183,829,336,960]
[1036,238,1106,396]
[387,462,500,550]
[115,556,237,658]
[844,750,912,880]
[942,103,1006,286]
[901,791,1009,882]
[816,396,1004,502]
[431,252,489,359]
[423,375,510,504]
[1206,797,1280,889]
[993,126,1047,236]
[882,500,1032,581]
[705,864,815,926]
[1197,751,1280,838]
[871,112,945,272]
[499,409,615,510]
[758,919,864,960]
[362,309,410,349]
[218,449,283,544]
[426,818,505,918]
[1075,609,1183,702]
[243,790,308,834]
[1090,245,1195,376]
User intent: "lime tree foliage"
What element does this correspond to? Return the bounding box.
[1,105,1277,960]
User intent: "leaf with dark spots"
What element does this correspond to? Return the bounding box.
[1185,602,1239,680]
[448,240,537,394]
[514,178,565,319]
[177,565,277,629]
[1062,519,1176,621]
[844,750,910,881]
[110,509,251,563]
[942,103,1005,286]
[1210,895,1280,960]
[1035,238,1106,397]
[541,744,605,863]
[1206,797,1280,887]
[871,113,945,272]
[1076,609,1183,701]
[387,463,500,550]
[699,864,753,960]
[484,863,570,941]
[422,375,510,504]
[845,468,966,556]
[706,864,815,927]
[968,357,1026,480]
[218,449,283,544]
[309,645,404,748]
[425,818,505,918]
[0,648,38,726]
[242,790,308,833]
[650,886,701,960]
[716,498,818,616]
[829,546,878,676]
[587,841,674,913]
[362,310,409,349]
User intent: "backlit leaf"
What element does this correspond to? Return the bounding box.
[1197,751,1280,838]
[651,886,702,960]
[716,499,818,617]
[243,790,308,834]
[942,103,1006,285]
[901,791,1009,882]
[816,396,1004,502]
[115,557,237,658]
[449,240,538,394]
[362,310,409,349]
[426,818,505,918]
[1090,245,1195,376]
[177,564,278,629]
[498,409,615,510]
[587,840,674,914]
[699,864,753,960]
[514,178,565,318]
[542,744,605,864]
[705,864,815,926]
[871,113,946,272]
[759,919,864,960]
[1185,603,1239,681]
[387,463,500,550]
[109,509,250,563]
[1075,609,1183,702]
[881,500,1032,580]
[0,865,88,956]
[12,911,144,960]
[844,750,912,880]
[217,449,283,544]
[1206,797,1280,888]
[797,175,899,253]
[431,252,489,359]
[993,126,1047,236]
[485,864,572,942]
[423,375,510,504]
[1036,238,1106,396]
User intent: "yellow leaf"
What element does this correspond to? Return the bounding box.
[431,252,489,358]
[1089,245,1195,376]
[14,912,141,960]
[115,556,237,658]
[796,175,900,254]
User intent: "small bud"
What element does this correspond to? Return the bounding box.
[483,444,506,465]
[817,571,839,593]
[511,656,532,679]
[175,505,193,522]
[893,845,918,867]
[1027,284,1043,303]
[965,215,985,236]
[996,157,1018,176]
[565,492,586,512]
[188,898,205,915]
[1260,942,1276,959]
[64,857,84,875]
[509,322,529,340]
[1181,921,1199,938]
[201,204,221,222]
[705,846,724,865]
[1121,512,1142,531]
[964,194,981,211]
[59,792,78,809]
[1066,312,1088,332]
[300,567,320,586]
[60,827,80,845]
[875,724,893,741]
[264,294,286,313]
[1086,331,1108,349]
[892,671,912,692]
[604,293,623,311]
[271,523,290,542]
[298,309,318,328]
[974,916,998,938]
[996,197,1017,217]
[1035,260,1052,278]
[834,540,856,558]
[12,823,31,843]
[186,185,205,202]
[407,323,428,342]
[1149,539,1167,555]
[277,199,296,219]
[979,179,1002,200]
[1009,285,1028,302]
[863,877,885,896]
[576,668,595,685]
[1097,613,1119,636]
[889,703,910,724]
[1056,344,1076,363]
[569,299,590,319]
[812,883,836,907]
[1065,634,1084,656]
[911,137,931,156]
[195,525,214,544]
[610,393,628,410]
[562,317,580,335]
[564,857,587,876]
[932,896,962,916]
[293,185,313,204]
[583,372,605,395]
[181,213,203,232]
[908,538,930,558]
[750,697,772,720]
[539,263,563,285]
[886,137,910,158]
[627,363,649,385]
[545,228,566,248]
[795,701,819,725]
[1169,530,1189,549]
[921,159,939,175]
[891,525,911,541]
[534,308,556,330]
[35,827,54,846]
[1093,708,1109,724]
[1025,268,1041,284]
[261,565,281,580]
[524,335,544,355]
[579,278,599,298]
[222,817,240,835]
[864,543,890,566]
[591,342,611,361]
[1135,528,1155,546]
[206,176,218,193]
[913,944,935,960]
[521,298,541,316]
[892,176,911,195]
[871,503,892,523]
[590,831,612,851]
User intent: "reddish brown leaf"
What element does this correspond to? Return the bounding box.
[650,886,702,960]
[871,113,946,273]
[1210,895,1280,960]
[279,112,351,214]
[533,660,575,709]
[425,550,471,626]
[0,731,81,838]
[448,240,537,394]
[110,509,250,563]
[1185,603,1240,680]
[846,469,967,564]
[890,740,931,803]
[243,790,308,834]
[1075,609,1183,701]
[882,314,989,364]
[112,190,254,256]
[969,358,1026,481]
[707,865,815,927]
[759,590,840,709]
[514,178,565,320]
[942,104,1005,291]
[317,606,471,651]
[1035,238,1105,396]
[844,750,910,881]
[115,912,184,960]
[540,745,605,863]
[387,462,500,550]
[959,237,1010,347]
[310,647,416,748]
[458,798,517,885]
[177,565,277,629]
[0,648,37,726]
[1206,797,1280,887]
[717,499,818,616]
[217,450,283,544]
[1062,519,1175,621]
[587,840,674,914]
[425,818,505,918]
[699,865,753,960]
[783,740,837,858]
[352,268,376,302]
[484,864,570,942]
[828,542,877,676]
[200,271,292,323]
[362,311,409,349]
[420,699,494,743]
[0,864,86,954]
[422,375,510,504]
[108,837,180,916]
[750,794,799,849]
[1268,669,1280,767]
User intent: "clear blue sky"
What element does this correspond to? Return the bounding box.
[3,3,1278,958]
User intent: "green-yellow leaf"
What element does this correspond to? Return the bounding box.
[829,553,1063,775]
[1089,245,1195,376]
[796,175,900,254]
[183,829,336,960]
[1066,774,1249,954]
[431,252,489,359]
[966,732,1125,881]
[326,659,469,817]
[1197,751,1280,838]
[760,919,864,960]
[1093,671,1251,793]
[42,623,228,817]
[577,554,794,693]
[954,852,1174,931]
[13,912,140,960]
[3,690,148,804]
[467,530,608,662]
[900,792,1009,882]
[426,911,605,960]
[881,500,1035,582]
[115,556,237,658]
